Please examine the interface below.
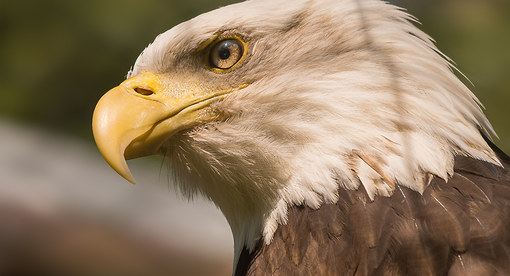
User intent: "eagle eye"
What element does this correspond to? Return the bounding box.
[209,38,245,70]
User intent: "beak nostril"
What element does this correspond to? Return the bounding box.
[134,87,154,96]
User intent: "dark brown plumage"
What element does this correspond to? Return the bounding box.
[237,141,510,275]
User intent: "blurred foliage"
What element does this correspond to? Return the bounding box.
[0,0,508,152]
[0,0,237,139]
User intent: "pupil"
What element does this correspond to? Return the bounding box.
[219,47,231,59]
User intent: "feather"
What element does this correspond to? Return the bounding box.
[238,149,510,275]
[139,0,504,251]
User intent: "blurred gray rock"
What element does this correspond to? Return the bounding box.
[0,119,233,276]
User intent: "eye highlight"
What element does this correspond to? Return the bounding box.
[209,38,245,71]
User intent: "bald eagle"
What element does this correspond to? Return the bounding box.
[92,0,510,275]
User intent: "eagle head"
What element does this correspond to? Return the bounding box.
[92,0,499,263]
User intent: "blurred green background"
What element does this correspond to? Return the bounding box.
[0,0,240,140]
[0,0,508,275]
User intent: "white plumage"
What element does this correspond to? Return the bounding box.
[130,0,499,255]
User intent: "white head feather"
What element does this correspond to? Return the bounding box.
[128,0,499,264]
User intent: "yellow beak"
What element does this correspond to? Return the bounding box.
[92,71,234,183]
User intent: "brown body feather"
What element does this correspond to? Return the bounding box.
[236,142,510,275]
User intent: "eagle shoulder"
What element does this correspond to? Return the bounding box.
[236,144,510,276]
